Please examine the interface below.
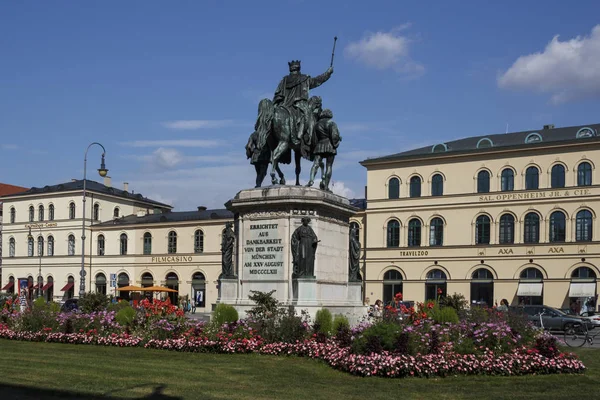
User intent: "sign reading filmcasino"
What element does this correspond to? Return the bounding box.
[243,223,284,280]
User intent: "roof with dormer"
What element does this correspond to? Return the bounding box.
[361,123,600,165]
[0,179,172,209]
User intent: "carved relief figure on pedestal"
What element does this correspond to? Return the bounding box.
[220,222,236,278]
[291,217,319,278]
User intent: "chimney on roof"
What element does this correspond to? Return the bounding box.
[103,176,112,187]
[197,206,207,211]
[543,124,555,130]
[123,182,129,192]
[71,179,77,182]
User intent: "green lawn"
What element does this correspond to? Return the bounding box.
[0,339,599,400]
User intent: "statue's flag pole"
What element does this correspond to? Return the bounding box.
[330,36,338,68]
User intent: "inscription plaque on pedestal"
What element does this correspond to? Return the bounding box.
[243,223,284,280]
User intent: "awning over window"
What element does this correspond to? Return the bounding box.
[1,282,14,291]
[32,283,41,290]
[517,283,543,296]
[60,282,74,292]
[42,282,53,291]
[569,282,596,297]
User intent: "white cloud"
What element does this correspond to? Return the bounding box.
[498,25,600,104]
[120,140,221,148]
[344,25,424,75]
[152,148,184,169]
[162,120,237,130]
[1,144,18,150]
[329,180,357,199]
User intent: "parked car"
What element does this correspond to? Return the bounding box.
[581,311,600,327]
[60,298,79,312]
[517,305,592,331]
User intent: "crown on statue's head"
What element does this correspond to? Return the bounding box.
[288,60,301,70]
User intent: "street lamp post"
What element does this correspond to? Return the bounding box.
[79,143,109,298]
[27,225,43,299]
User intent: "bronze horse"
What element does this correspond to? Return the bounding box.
[254,97,321,186]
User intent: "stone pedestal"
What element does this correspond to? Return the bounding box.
[216,186,367,324]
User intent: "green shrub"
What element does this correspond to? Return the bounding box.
[454,337,477,354]
[212,304,239,326]
[314,308,333,335]
[439,293,468,313]
[351,322,400,354]
[428,306,459,324]
[115,306,136,327]
[79,292,109,313]
[107,300,131,313]
[332,314,350,333]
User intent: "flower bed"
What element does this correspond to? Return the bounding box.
[0,325,584,377]
[0,292,586,378]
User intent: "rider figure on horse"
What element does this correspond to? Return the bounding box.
[273,60,333,150]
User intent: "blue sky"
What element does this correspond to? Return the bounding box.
[2,1,600,209]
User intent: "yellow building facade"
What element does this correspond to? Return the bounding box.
[360,124,599,310]
[0,179,230,312]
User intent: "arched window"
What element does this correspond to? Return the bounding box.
[426,269,447,300]
[168,231,177,254]
[47,236,54,256]
[523,213,540,243]
[477,170,490,193]
[576,127,596,138]
[113,207,120,218]
[37,236,44,256]
[143,232,152,255]
[141,272,154,287]
[7,276,15,294]
[48,204,54,221]
[429,217,444,246]
[388,177,400,199]
[409,176,421,198]
[576,210,593,242]
[350,222,360,243]
[95,273,107,295]
[165,272,179,304]
[501,168,514,192]
[69,202,76,219]
[45,276,53,301]
[29,206,34,222]
[549,211,566,242]
[551,164,565,188]
[525,132,543,143]
[577,162,592,186]
[386,220,400,247]
[499,214,515,244]
[194,230,204,253]
[9,238,15,257]
[407,219,421,247]
[518,267,544,305]
[97,235,105,256]
[431,174,443,196]
[117,273,130,300]
[431,143,448,153]
[525,166,539,190]
[520,268,544,280]
[471,268,494,307]
[475,215,491,245]
[65,276,75,299]
[383,269,403,305]
[192,272,206,307]
[68,234,75,256]
[28,237,34,257]
[572,267,596,280]
[93,203,100,221]
[10,207,15,223]
[38,205,44,221]
[120,233,128,255]
[476,138,493,149]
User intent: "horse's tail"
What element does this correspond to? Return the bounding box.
[255,98,274,151]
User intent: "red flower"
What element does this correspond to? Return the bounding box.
[437,288,443,295]
[394,292,403,301]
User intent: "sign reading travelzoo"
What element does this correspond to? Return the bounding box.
[243,223,285,280]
